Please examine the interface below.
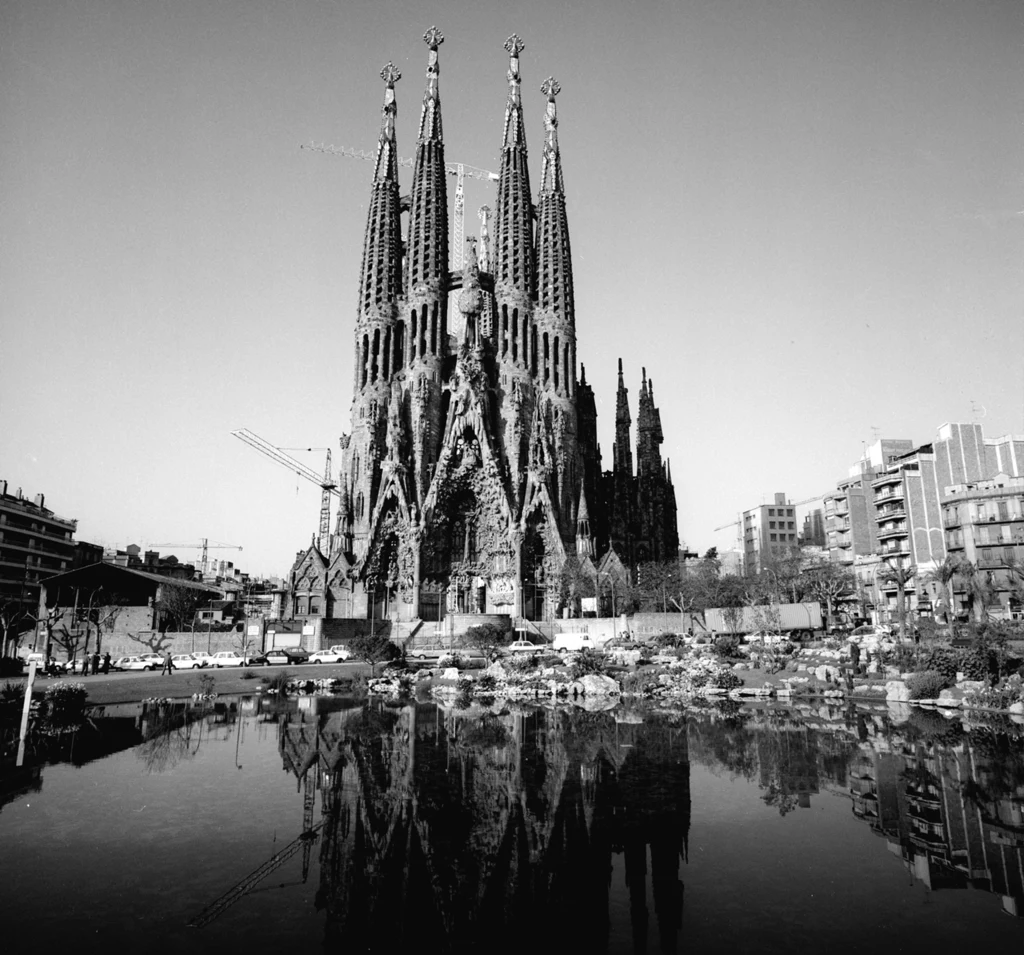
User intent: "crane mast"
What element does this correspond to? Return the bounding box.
[231,428,338,557]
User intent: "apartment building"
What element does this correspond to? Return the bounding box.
[942,474,1024,620]
[0,481,78,614]
[742,493,798,574]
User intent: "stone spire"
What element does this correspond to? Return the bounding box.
[636,368,665,478]
[493,34,535,299]
[406,26,449,295]
[535,77,575,398]
[575,484,594,558]
[613,359,633,478]
[355,62,403,376]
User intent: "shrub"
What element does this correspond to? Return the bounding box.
[959,643,997,683]
[907,669,949,700]
[240,669,259,680]
[918,647,959,684]
[261,670,291,693]
[44,681,87,726]
[476,674,498,692]
[713,671,743,691]
[438,651,464,669]
[570,649,607,680]
[713,634,744,660]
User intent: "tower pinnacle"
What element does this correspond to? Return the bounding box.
[373,63,401,183]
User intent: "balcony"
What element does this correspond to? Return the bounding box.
[874,487,905,504]
[878,543,911,557]
[877,505,905,520]
[831,520,851,533]
[877,523,908,540]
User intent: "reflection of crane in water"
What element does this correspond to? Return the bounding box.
[188,753,322,929]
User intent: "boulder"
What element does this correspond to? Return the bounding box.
[484,662,508,681]
[441,667,460,681]
[579,674,621,697]
[1009,702,1024,716]
[885,680,910,702]
[937,689,963,708]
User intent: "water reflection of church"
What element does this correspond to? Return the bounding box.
[848,733,1024,917]
[278,700,690,952]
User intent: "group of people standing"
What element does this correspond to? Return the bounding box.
[74,651,111,676]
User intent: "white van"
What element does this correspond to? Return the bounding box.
[551,632,602,653]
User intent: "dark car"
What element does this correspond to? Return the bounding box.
[264,647,310,666]
[244,651,270,667]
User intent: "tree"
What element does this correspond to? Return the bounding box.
[350,632,401,676]
[159,584,205,634]
[558,555,596,615]
[464,622,512,661]
[925,555,962,630]
[77,588,129,655]
[878,558,917,642]
[955,560,995,624]
[803,562,856,632]
[633,560,683,612]
[0,596,33,658]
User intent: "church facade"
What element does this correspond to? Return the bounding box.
[285,30,678,627]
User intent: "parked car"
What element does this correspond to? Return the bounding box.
[139,653,164,668]
[408,644,449,661]
[309,648,352,664]
[264,647,310,666]
[210,650,247,667]
[171,653,206,669]
[243,651,269,666]
[743,631,790,646]
[503,639,540,654]
[189,652,214,666]
[602,636,642,652]
[112,655,159,671]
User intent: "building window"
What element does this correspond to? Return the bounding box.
[769,521,776,529]
[770,533,777,542]
[768,508,775,516]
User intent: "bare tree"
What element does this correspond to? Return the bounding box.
[803,562,856,632]
[158,584,205,634]
[0,596,33,658]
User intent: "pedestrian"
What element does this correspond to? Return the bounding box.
[102,651,111,675]
[79,653,88,676]
[91,651,100,675]
[161,649,174,675]
[849,639,861,675]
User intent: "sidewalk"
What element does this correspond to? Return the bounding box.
[6,663,366,707]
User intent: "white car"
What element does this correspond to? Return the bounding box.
[171,653,206,669]
[744,631,790,646]
[112,655,159,671]
[189,652,214,666]
[309,648,352,664]
[140,653,164,668]
[504,639,540,654]
[210,650,246,667]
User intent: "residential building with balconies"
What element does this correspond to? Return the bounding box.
[942,474,1024,620]
[0,480,78,615]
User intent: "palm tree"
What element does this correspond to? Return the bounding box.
[955,560,993,624]
[925,555,962,633]
[878,558,917,643]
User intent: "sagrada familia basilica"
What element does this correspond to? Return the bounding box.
[285,29,678,627]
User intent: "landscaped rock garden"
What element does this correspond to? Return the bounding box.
[362,625,1024,720]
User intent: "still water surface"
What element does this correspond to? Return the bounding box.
[2,695,1024,952]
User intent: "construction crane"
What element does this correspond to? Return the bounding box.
[231,429,338,557]
[713,494,825,533]
[147,539,242,571]
[301,142,499,271]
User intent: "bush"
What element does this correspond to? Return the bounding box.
[476,674,498,692]
[438,651,464,669]
[44,681,87,726]
[261,670,291,693]
[0,656,25,678]
[714,634,744,660]
[570,649,607,680]
[917,647,959,684]
[907,669,949,700]
[240,669,259,680]
[713,671,743,691]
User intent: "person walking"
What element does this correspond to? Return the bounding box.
[161,649,174,675]
[849,639,861,675]
[102,652,111,675]
[91,651,100,675]
[79,653,88,676]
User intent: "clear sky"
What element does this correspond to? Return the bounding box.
[3,0,1023,577]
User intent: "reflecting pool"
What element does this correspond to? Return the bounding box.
[3,696,1024,952]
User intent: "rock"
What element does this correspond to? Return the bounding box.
[732,663,748,671]
[885,680,910,702]
[579,674,621,697]
[957,680,986,694]
[1009,702,1024,716]
[441,667,460,680]
[937,689,963,708]
[485,662,508,681]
